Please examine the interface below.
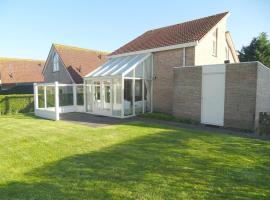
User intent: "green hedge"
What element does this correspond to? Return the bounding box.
[0,94,34,114]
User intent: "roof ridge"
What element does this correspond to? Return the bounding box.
[0,57,45,62]
[53,43,110,54]
[148,11,229,32]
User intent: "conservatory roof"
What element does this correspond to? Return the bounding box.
[85,53,151,78]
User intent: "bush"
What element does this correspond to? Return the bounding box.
[0,85,33,95]
[139,112,199,125]
[0,94,34,114]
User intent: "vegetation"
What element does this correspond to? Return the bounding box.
[0,85,34,95]
[0,114,269,199]
[140,112,199,125]
[0,94,34,114]
[239,32,270,67]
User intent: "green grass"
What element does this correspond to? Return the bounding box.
[0,114,270,199]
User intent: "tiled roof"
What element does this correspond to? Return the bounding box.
[53,44,109,83]
[110,12,228,56]
[0,58,45,84]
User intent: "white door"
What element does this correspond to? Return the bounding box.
[201,65,225,126]
[93,81,101,113]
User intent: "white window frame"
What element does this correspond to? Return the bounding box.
[53,53,59,72]
[212,28,218,57]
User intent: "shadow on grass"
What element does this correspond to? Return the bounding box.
[0,122,269,200]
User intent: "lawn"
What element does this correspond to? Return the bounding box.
[0,115,270,199]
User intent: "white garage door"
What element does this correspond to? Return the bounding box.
[201,65,225,126]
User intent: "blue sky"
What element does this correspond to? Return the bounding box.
[0,0,269,60]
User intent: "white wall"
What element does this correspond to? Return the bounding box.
[195,16,236,65]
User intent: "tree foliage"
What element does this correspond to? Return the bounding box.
[239,32,270,67]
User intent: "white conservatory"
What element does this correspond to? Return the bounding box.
[33,53,153,120]
[84,53,153,118]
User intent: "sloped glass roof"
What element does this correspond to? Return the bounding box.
[85,53,151,78]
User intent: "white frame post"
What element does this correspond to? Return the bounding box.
[73,84,77,106]
[83,80,87,112]
[151,55,154,113]
[44,86,47,109]
[54,81,60,120]
[132,69,135,116]
[34,83,38,110]
[142,61,145,113]
[121,77,124,118]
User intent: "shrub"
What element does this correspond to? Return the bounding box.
[0,94,34,114]
[140,112,199,125]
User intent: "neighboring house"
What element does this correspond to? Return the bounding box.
[0,58,44,93]
[43,44,108,84]
[85,11,239,115]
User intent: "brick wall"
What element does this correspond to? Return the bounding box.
[153,47,195,113]
[224,63,257,130]
[172,66,202,121]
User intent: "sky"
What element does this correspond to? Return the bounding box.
[0,0,269,60]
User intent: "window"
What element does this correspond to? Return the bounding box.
[53,53,59,72]
[104,85,111,103]
[135,80,142,101]
[94,85,100,100]
[212,28,218,57]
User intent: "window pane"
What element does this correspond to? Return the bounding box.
[124,79,133,116]
[46,86,55,108]
[59,86,73,106]
[112,79,122,117]
[135,80,143,114]
[76,85,84,105]
[38,86,45,108]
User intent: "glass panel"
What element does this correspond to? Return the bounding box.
[59,86,73,106]
[46,86,55,108]
[104,85,110,103]
[86,83,92,112]
[144,80,152,112]
[38,86,45,108]
[144,56,152,80]
[135,80,143,114]
[124,79,133,116]
[112,79,122,117]
[135,62,143,78]
[76,85,84,105]
[94,82,101,101]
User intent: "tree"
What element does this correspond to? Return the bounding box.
[239,32,270,67]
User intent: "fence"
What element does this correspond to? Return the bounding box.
[34,82,85,120]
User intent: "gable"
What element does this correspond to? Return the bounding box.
[43,46,74,84]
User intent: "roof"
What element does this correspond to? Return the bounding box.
[0,58,45,85]
[86,53,151,78]
[110,12,229,56]
[53,44,109,83]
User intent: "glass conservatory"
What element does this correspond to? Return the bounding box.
[84,53,153,118]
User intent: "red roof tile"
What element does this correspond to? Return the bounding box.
[53,44,109,83]
[110,12,228,56]
[0,58,45,84]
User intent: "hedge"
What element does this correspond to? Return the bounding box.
[0,94,34,114]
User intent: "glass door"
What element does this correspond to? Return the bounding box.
[92,81,101,113]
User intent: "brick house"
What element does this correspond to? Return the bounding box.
[0,58,44,93]
[84,12,240,115]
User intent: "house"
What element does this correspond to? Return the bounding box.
[43,44,109,84]
[0,58,44,93]
[35,11,270,131]
[84,12,239,116]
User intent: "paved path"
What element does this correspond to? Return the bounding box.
[60,112,134,127]
[60,112,270,140]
